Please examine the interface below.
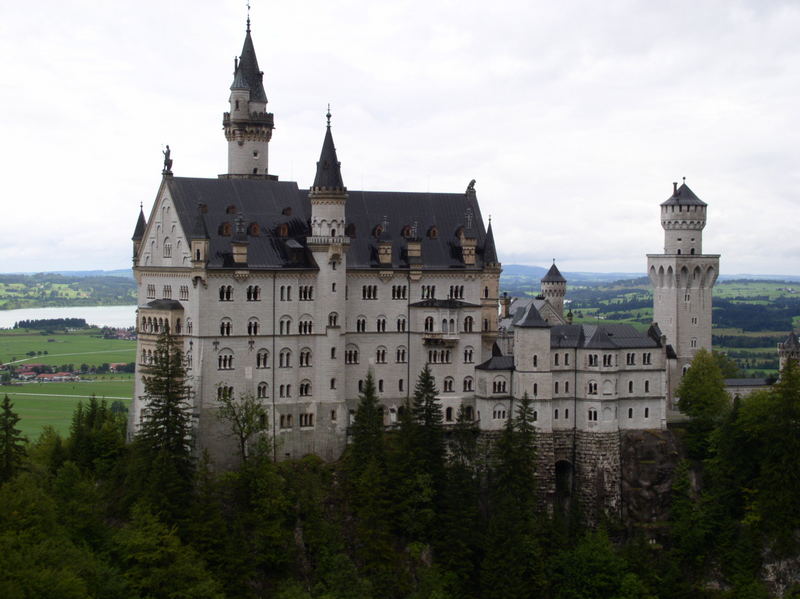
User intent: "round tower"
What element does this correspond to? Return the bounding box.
[778,331,800,373]
[223,19,274,177]
[661,180,707,255]
[540,262,567,318]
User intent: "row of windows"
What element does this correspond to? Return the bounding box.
[140,316,190,335]
[356,376,475,394]
[147,284,189,301]
[391,285,408,299]
[489,405,652,423]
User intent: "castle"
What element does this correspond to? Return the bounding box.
[130,20,722,510]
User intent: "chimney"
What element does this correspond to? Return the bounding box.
[500,292,511,318]
[673,181,678,194]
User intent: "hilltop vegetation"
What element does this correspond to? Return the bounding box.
[1,336,799,598]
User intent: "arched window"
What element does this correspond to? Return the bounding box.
[445,407,453,422]
[300,348,312,367]
[376,317,386,332]
[219,318,232,336]
[219,285,233,301]
[395,346,407,363]
[463,376,474,392]
[299,381,312,397]
[463,316,474,332]
[424,316,434,332]
[279,316,292,335]
[644,380,650,393]
[396,316,406,332]
[247,319,259,336]
[376,346,387,363]
[256,349,269,369]
[279,348,292,368]
[345,345,359,364]
[444,377,454,392]
[328,312,338,327]
[257,382,269,399]
[464,406,474,420]
[356,317,367,332]
[218,351,234,370]
[463,346,474,363]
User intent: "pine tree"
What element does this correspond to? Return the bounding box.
[128,328,194,519]
[482,394,545,599]
[0,394,25,484]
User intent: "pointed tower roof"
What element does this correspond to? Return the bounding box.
[541,262,566,283]
[190,208,210,240]
[230,25,267,103]
[131,207,146,241]
[513,303,550,328]
[662,181,706,207]
[312,111,345,190]
[483,221,498,264]
[783,331,800,350]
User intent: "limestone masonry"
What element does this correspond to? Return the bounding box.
[129,21,728,510]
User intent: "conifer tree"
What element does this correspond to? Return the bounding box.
[0,394,25,484]
[128,328,194,519]
[482,394,545,599]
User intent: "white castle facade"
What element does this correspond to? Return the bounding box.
[130,22,719,481]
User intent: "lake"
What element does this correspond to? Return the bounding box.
[0,305,137,329]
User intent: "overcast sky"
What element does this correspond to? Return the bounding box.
[1,0,798,275]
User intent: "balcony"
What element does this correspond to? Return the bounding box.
[422,332,460,346]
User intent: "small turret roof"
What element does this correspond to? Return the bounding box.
[230,29,267,103]
[541,262,566,283]
[783,331,800,350]
[512,303,550,328]
[483,221,498,265]
[131,207,146,241]
[312,120,345,190]
[661,182,706,207]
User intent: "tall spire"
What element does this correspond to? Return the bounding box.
[312,110,345,190]
[230,18,267,103]
[483,221,498,265]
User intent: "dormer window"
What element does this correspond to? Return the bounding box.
[248,222,260,236]
[219,222,232,236]
[402,225,412,238]
[277,223,289,238]
[226,205,237,214]
[373,225,384,238]
[428,226,438,239]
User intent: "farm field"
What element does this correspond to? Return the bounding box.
[0,272,135,310]
[0,329,136,367]
[3,379,133,438]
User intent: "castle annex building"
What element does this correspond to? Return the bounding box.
[131,21,718,511]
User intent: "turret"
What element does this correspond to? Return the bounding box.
[308,109,348,245]
[660,180,707,255]
[131,206,146,262]
[778,331,800,373]
[540,262,567,318]
[223,19,274,177]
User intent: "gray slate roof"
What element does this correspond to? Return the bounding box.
[512,303,549,328]
[541,262,566,283]
[661,182,706,207]
[549,324,661,349]
[475,355,515,371]
[143,299,184,311]
[483,222,498,265]
[231,30,267,103]
[163,177,493,271]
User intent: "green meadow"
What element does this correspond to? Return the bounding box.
[0,329,136,367]
[3,379,134,438]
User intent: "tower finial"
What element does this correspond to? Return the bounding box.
[246,1,251,32]
[326,104,331,128]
